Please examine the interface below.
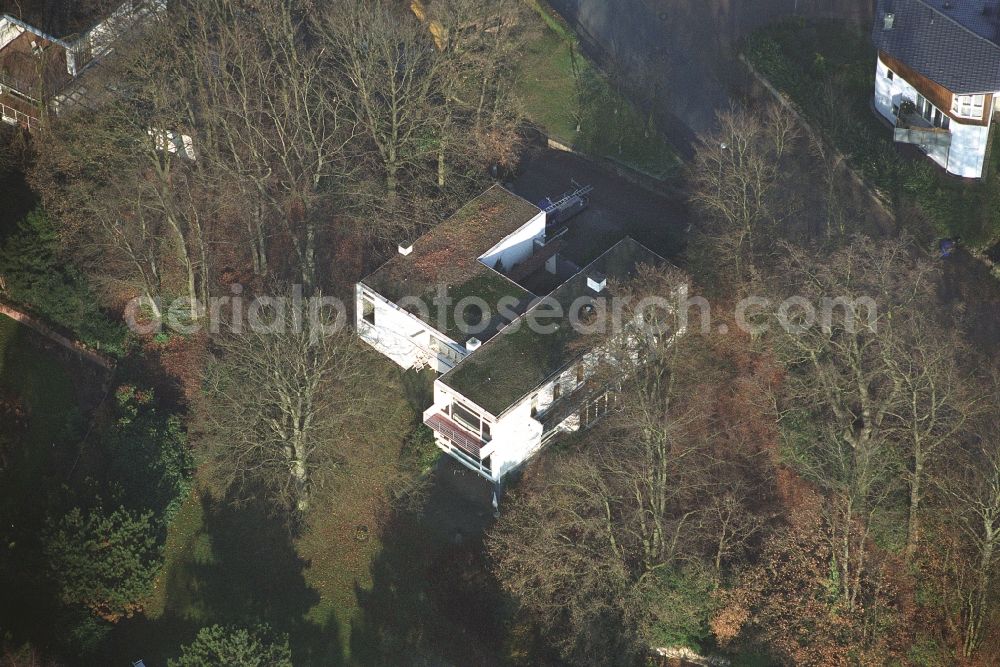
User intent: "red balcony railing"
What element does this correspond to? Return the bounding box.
[425,412,483,458]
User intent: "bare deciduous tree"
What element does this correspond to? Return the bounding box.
[320,0,444,204]
[689,104,800,286]
[769,236,961,606]
[201,304,376,513]
[943,417,1000,658]
[490,268,774,663]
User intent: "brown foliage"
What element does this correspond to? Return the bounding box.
[716,486,905,666]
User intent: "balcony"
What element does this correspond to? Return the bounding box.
[894,110,951,163]
[424,411,484,459]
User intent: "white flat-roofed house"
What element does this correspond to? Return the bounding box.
[872,0,1000,178]
[357,185,676,482]
[356,185,544,374]
[0,1,166,129]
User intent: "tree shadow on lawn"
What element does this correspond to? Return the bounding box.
[349,459,509,666]
[102,491,345,667]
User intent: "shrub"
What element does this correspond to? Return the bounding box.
[0,208,127,355]
[169,625,292,667]
[42,505,160,622]
[104,385,193,525]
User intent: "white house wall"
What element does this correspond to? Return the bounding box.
[875,55,992,178]
[477,210,546,272]
[0,18,23,51]
[356,284,465,372]
[948,122,991,178]
[429,354,595,481]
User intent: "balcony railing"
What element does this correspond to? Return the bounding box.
[894,111,952,159]
[0,100,38,129]
[0,70,41,103]
[425,412,484,459]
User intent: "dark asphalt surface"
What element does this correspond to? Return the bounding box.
[509,148,689,262]
[548,0,875,154]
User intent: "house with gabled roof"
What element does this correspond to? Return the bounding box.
[357,184,676,482]
[872,0,1000,178]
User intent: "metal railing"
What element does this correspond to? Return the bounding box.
[0,99,37,129]
[0,70,40,103]
[425,412,483,458]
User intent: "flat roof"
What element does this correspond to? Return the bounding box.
[0,2,118,40]
[440,237,667,416]
[360,185,542,344]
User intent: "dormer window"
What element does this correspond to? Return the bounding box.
[952,94,985,120]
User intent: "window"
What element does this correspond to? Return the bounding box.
[914,96,952,129]
[916,94,933,121]
[431,338,462,363]
[952,94,986,119]
[887,69,894,81]
[362,297,375,324]
[452,402,482,432]
[451,401,493,441]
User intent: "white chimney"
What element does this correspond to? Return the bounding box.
[883,13,895,30]
[398,243,413,256]
[466,337,482,352]
[587,272,607,293]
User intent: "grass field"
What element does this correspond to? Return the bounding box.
[104,353,423,665]
[517,2,682,179]
[0,314,91,655]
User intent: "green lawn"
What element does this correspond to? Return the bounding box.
[105,352,420,666]
[0,314,80,447]
[0,314,88,656]
[744,19,1000,250]
[517,2,682,179]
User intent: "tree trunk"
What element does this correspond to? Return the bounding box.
[905,452,923,559]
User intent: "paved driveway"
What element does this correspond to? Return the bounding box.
[548,0,874,154]
[509,148,689,262]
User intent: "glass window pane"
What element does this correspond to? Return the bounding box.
[452,402,481,431]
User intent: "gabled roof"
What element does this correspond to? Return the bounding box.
[873,0,1000,94]
[440,237,667,417]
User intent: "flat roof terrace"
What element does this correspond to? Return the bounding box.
[440,237,667,416]
[360,185,542,344]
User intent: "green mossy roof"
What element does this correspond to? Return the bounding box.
[440,237,665,415]
[361,185,541,343]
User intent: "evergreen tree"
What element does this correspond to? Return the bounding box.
[42,505,159,622]
[169,625,292,667]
